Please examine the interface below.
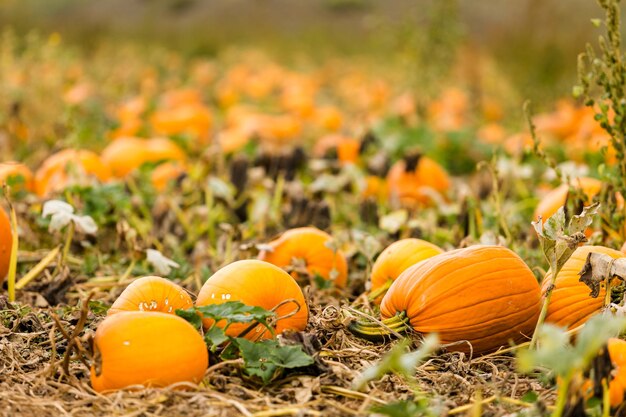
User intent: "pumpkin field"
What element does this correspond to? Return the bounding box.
[4,1,626,416]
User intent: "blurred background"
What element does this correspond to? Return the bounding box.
[1,0,616,108]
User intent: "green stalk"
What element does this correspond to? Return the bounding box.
[530,252,559,349]
[367,279,393,302]
[551,372,572,417]
[348,312,411,342]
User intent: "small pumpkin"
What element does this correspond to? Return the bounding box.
[150,162,186,191]
[313,134,361,165]
[34,149,111,197]
[0,206,12,284]
[370,239,444,302]
[258,227,348,288]
[378,245,541,354]
[542,245,625,329]
[102,137,186,178]
[607,338,626,407]
[386,153,450,207]
[90,311,208,392]
[108,276,193,316]
[0,162,34,193]
[196,260,308,340]
[533,177,603,226]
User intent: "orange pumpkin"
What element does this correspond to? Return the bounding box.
[151,162,186,191]
[370,239,443,301]
[313,134,360,165]
[380,245,541,354]
[34,149,111,197]
[0,162,34,193]
[150,104,212,142]
[195,260,308,340]
[90,311,208,392]
[607,338,626,407]
[533,177,603,225]
[108,276,193,316]
[542,245,624,329]
[258,227,348,288]
[386,155,450,207]
[102,137,186,178]
[0,206,12,284]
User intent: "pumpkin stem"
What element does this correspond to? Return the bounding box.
[367,279,393,303]
[347,312,411,342]
[403,152,422,173]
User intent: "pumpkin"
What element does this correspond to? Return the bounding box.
[0,162,34,193]
[108,276,193,316]
[313,134,361,165]
[150,162,186,191]
[102,137,185,178]
[370,239,444,302]
[150,104,212,142]
[378,245,541,354]
[196,260,308,340]
[386,154,450,207]
[533,177,603,226]
[0,206,13,284]
[258,227,348,288]
[542,245,625,329]
[607,338,626,407]
[90,311,208,392]
[34,149,111,197]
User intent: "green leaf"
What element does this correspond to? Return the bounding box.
[353,335,439,391]
[520,391,539,403]
[175,307,203,330]
[88,300,110,315]
[235,338,314,384]
[517,315,626,378]
[205,326,229,351]
[195,301,275,335]
[370,400,430,417]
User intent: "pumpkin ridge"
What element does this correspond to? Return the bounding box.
[414,284,539,322]
[413,296,540,332]
[407,265,537,314]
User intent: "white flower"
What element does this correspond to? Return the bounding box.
[146,249,180,275]
[42,200,98,235]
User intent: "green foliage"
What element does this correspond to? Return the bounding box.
[518,315,626,417]
[237,338,314,384]
[576,0,626,237]
[353,335,439,391]
[176,301,314,383]
[370,399,433,417]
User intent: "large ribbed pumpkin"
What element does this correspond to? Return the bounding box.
[196,260,308,340]
[542,245,625,329]
[370,238,443,302]
[380,245,541,354]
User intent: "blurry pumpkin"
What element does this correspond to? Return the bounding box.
[151,162,186,191]
[195,260,308,340]
[0,162,34,193]
[606,338,626,407]
[542,245,624,329]
[150,104,212,142]
[0,206,12,284]
[90,311,208,392]
[314,106,343,131]
[361,176,389,201]
[313,134,360,165]
[379,245,541,354]
[386,154,450,207]
[533,177,605,233]
[370,239,444,302]
[258,227,348,288]
[34,149,111,197]
[216,127,251,154]
[102,137,185,178]
[108,276,193,315]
